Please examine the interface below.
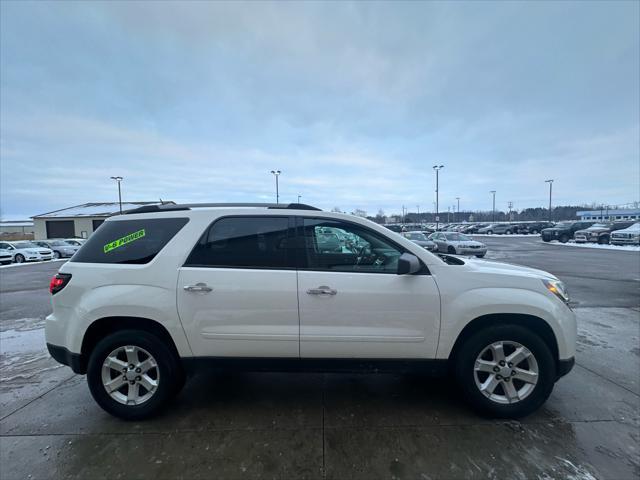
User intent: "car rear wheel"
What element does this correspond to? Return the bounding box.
[559,234,569,243]
[87,330,182,420]
[454,324,555,418]
[53,251,61,259]
[475,253,485,258]
[531,229,538,235]
[486,230,493,235]
[505,230,512,235]
[597,236,608,245]
[447,246,456,254]
[14,254,24,263]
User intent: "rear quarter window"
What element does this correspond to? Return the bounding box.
[71,218,189,264]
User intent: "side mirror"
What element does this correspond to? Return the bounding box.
[397,252,421,275]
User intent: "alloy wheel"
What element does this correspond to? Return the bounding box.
[101,345,160,405]
[473,341,539,405]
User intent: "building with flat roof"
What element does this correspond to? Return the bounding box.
[32,201,173,239]
[576,208,640,222]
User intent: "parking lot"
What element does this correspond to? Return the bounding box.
[0,237,638,479]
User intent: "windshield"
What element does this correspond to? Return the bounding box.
[555,222,573,227]
[445,233,472,242]
[49,241,70,246]
[15,242,39,249]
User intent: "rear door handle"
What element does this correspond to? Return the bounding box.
[183,283,213,293]
[306,285,337,296]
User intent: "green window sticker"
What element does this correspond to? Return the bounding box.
[103,229,146,254]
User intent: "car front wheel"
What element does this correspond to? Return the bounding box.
[14,254,25,263]
[447,246,456,254]
[559,234,569,243]
[87,330,182,420]
[454,324,555,418]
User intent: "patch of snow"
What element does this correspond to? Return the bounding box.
[542,241,640,251]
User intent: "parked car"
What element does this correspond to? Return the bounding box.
[34,240,81,259]
[491,224,519,235]
[523,222,554,235]
[610,222,640,246]
[46,202,575,420]
[541,221,595,243]
[402,231,437,251]
[0,241,53,263]
[0,247,12,265]
[64,238,87,246]
[573,221,636,245]
[428,232,488,257]
[477,224,499,234]
[461,224,487,234]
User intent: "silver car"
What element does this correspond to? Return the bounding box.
[429,232,487,257]
[401,232,437,252]
[34,240,80,259]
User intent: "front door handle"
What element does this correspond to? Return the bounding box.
[183,283,213,293]
[306,285,337,296]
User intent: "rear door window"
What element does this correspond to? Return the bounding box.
[185,216,294,269]
[71,218,189,264]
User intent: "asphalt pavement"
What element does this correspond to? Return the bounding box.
[0,239,638,479]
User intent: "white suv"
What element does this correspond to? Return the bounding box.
[45,203,576,420]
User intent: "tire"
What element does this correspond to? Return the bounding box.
[531,229,538,235]
[447,246,456,254]
[453,324,555,418]
[86,330,182,420]
[598,236,608,245]
[542,237,550,242]
[487,230,493,235]
[475,253,486,258]
[559,234,569,243]
[505,230,512,235]
[53,251,61,259]
[14,254,25,263]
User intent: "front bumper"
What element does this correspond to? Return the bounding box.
[458,247,487,255]
[611,238,640,246]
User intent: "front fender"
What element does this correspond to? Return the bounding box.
[436,287,576,360]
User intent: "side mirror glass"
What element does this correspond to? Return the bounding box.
[397,252,421,275]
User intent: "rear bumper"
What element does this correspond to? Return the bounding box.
[557,357,575,380]
[47,343,85,374]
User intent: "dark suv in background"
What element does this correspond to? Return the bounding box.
[573,221,636,244]
[541,221,594,243]
[524,222,554,235]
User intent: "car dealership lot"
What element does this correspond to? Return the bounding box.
[1,238,638,479]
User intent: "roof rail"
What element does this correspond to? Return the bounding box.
[124,202,321,215]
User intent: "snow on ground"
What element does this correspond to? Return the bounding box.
[0,259,66,269]
[542,241,640,251]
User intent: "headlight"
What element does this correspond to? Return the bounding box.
[543,279,570,303]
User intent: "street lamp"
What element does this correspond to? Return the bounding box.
[455,197,460,222]
[297,194,302,204]
[110,176,123,214]
[490,190,496,223]
[270,170,281,204]
[545,179,553,222]
[433,165,444,230]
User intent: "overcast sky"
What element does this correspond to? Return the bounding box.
[1,1,638,219]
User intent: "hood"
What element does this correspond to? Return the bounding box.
[463,257,557,280]
[451,240,484,247]
[576,227,607,234]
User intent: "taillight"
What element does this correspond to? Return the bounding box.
[50,273,71,295]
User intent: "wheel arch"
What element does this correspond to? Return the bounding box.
[79,316,181,374]
[449,313,560,371]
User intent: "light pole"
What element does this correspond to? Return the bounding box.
[490,190,496,223]
[508,201,513,221]
[433,165,444,230]
[416,205,420,223]
[455,197,460,222]
[297,195,301,204]
[545,179,553,222]
[270,170,281,204]
[110,176,123,214]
